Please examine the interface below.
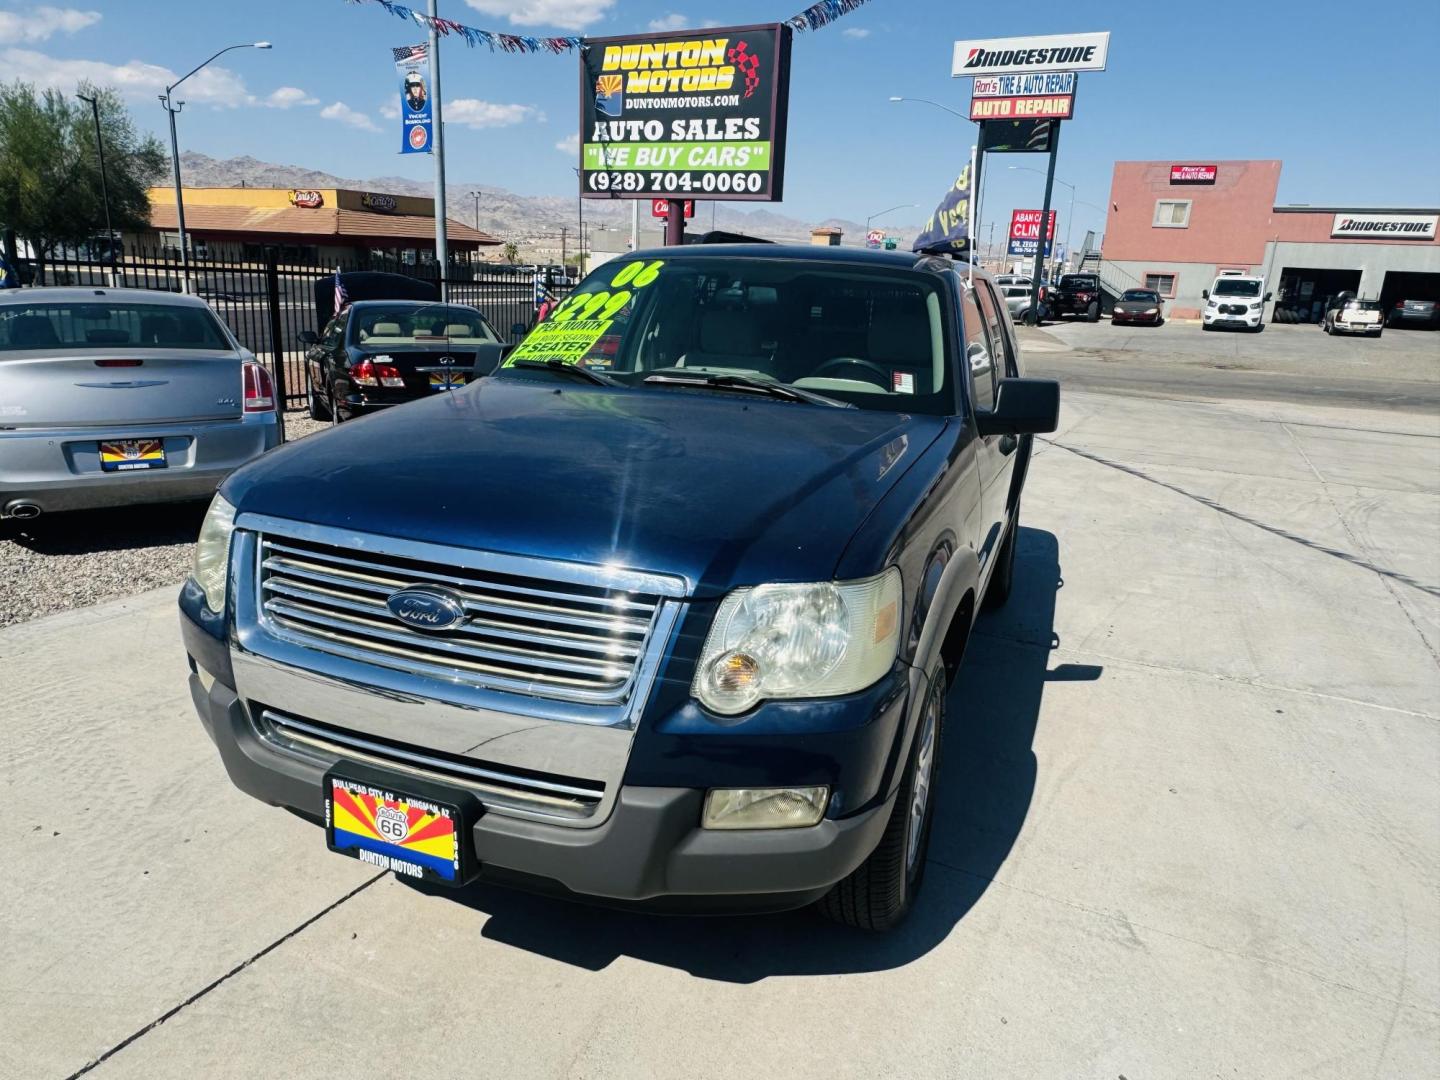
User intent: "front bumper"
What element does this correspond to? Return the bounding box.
[0,416,278,515]
[181,600,905,911]
[1203,309,1262,328]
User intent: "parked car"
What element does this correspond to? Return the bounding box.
[1110,288,1165,327]
[1321,295,1383,337]
[0,288,278,520]
[1202,273,1270,332]
[299,301,505,423]
[1001,282,1047,323]
[1387,298,1439,329]
[993,274,1033,289]
[1047,273,1103,322]
[179,245,1058,930]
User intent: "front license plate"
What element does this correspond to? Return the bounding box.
[99,438,166,472]
[325,768,477,885]
[429,372,468,391]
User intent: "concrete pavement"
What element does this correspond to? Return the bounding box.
[2,385,1437,1078]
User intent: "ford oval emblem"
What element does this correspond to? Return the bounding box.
[386,586,466,631]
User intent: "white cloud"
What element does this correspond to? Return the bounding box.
[265,86,318,109]
[447,98,543,128]
[464,0,613,32]
[320,101,380,132]
[647,13,686,31]
[555,132,579,155]
[0,46,256,106]
[378,100,400,120]
[0,6,100,44]
[841,27,870,39]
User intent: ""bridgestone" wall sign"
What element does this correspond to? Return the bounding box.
[1330,213,1438,240]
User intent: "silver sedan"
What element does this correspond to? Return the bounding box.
[0,288,279,519]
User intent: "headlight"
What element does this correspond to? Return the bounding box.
[1144,308,1158,315]
[1249,301,1263,311]
[1206,300,1218,308]
[692,569,902,715]
[193,493,237,613]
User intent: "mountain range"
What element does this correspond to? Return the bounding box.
[176,152,924,254]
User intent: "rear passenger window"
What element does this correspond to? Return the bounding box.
[960,287,997,413]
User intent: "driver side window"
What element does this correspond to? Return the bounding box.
[322,315,345,348]
[961,287,997,413]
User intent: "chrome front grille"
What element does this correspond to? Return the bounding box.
[255,709,605,821]
[257,533,663,705]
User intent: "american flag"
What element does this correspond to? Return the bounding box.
[333,270,348,314]
[392,43,427,64]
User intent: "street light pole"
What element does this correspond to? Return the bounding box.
[470,191,481,232]
[75,94,114,261]
[427,0,448,299]
[160,41,270,290]
[865,202,918,234]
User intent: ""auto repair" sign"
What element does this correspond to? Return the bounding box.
[1330,213,1438,240]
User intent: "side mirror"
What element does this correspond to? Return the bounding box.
[976,378,1060,437]
[1263,292,1273,302]
[1201,289,1209,299]
[297,330,319,346]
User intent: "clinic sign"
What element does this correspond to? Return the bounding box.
[1008,208,1056,257]
[952,32,1109,77]
[1330,213,1438,240]
[580,23,792,202]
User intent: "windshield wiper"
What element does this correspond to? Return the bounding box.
[643,372,852,408]
[509,359,618,386]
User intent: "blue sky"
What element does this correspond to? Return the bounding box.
[5,0,1439,243]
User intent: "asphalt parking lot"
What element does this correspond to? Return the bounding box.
[2,328,1438,1078]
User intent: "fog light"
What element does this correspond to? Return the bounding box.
[702,787,829,830]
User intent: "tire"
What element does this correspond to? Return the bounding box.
[1252,323,1264,334]
[1322,321,1331,334]
[1202,322,1213,331]
[307,373,331,421]
[819,664,945,931]
[330,382,343,425]
[1086,300,1100,322]
[983,500,1020,612]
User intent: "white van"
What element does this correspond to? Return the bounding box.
[1202,271,1271,332]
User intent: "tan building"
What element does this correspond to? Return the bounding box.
[142,187,501,266]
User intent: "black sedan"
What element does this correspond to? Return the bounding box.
[1110,288,1165,327]
[300,301,505,423]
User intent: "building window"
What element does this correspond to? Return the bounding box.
[1143,272,1177,297]
[1153,199,1191,228]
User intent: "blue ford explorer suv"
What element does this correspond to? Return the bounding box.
[179,245,1058,929]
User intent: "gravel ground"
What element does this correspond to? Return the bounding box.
[0,410,325,628]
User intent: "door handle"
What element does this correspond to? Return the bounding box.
[999,434,1018,456]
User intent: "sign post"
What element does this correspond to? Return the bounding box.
[1027,122,1061,323]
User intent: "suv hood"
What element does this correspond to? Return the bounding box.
[225,377,947,596]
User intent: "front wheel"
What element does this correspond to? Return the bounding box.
[1087,300,1100,322]
[819,665,945,931]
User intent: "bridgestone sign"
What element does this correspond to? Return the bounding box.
[952,32,1110,77]
[1330,213,1438,240]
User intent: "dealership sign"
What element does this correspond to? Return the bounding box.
[580,23,793,202]
[952,32,1109,77]
[970,95,1072,120]
[1170,164,1217,184]
[1330,213,1438,240]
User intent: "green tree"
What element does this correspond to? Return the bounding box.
[0,81,166,281]
[502,241,519,264]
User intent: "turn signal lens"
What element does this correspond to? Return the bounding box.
[702,787,829,830]
[242,361,275,412]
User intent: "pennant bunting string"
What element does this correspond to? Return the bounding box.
[344,0,874,53]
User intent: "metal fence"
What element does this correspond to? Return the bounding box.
[18,246,564,409]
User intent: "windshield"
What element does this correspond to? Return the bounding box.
[1213,278,1261,297]
[501,256,956,415]
[1121,290,1159,302]
[0,301,231,353]
[349,304,497,346]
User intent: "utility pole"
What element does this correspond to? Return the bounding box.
[630,199,639,252]
[560,226,567,273]
[160,93,189,286]
[428,0,448,300]
[470,191,481,231]
[76,93,115,285]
